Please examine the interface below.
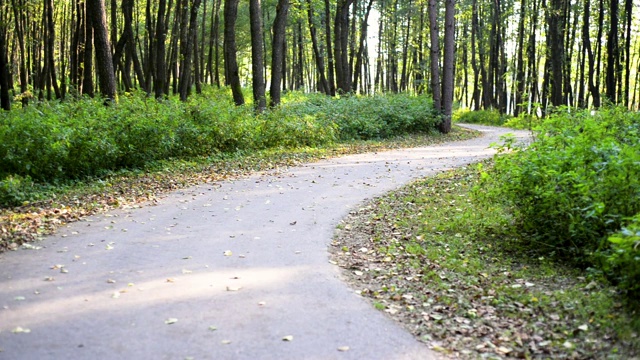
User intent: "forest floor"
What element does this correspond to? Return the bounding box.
[3,125,633,360]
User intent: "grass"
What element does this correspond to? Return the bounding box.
[332,161,639,359]
[0,126,478,252]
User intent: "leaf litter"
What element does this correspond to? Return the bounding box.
[331,164,639,359]
[0,128,477,252]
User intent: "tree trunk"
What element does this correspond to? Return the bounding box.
[11,0,29,105]
[440,0,454,133]
[353,0,374,92]
[179,0,202,101]
[334,0,354,93]
[427,0,441,111]
[0,0,10,110]
[83,3,95,97]
[269,0,289,107]
[87,0,117,101]
[324,0,336,95]
[546,0,565,107]
[605,0,619,103]
[514,0,526,116]
[249,0,266,111]
[224,0,244,105]
[154,0,167,98]
[307,0,329,94]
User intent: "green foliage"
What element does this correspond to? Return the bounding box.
[453,108,508,126]
[0,175,35,207]
[502,113,544,129]
[601,214,640,298]
[282,93,438,140]
[480,107,640,300]
[0,90,439,206]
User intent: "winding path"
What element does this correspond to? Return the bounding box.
[0,125,530,360]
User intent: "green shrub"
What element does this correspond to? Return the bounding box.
[0,89,439,207]
[453,109,507,126]
[0,175,35,207]
[482,107,640,265]
[601,214,640,298]
[502,113,543,129]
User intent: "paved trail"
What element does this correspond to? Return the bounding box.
[0,125,530,360]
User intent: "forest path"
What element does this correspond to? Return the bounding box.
[0,125,530,360]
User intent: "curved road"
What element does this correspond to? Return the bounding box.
[0,125,530,360]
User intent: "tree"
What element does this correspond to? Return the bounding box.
[270,0,290,107]
[87,0,117,101]
[224,0,244,105]
[440,0,455,133]
[427,0,441,111]
[249,0,266,111]
[179,0,202,101]
[0,0,10,110]
[154,0,168,98]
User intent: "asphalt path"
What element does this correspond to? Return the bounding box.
[0,124,530,360]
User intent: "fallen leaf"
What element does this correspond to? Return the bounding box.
[112,292,120,299]
[221,340,231,345]
[182,269,193,274]
[14,296,25,301]
[11,327,31,334]
[578,324,589,331]
[337,346,350,352]
[223,250,233,256]
[282,335,294,342]
[165,318,178,325]
[226,286,242,291]
[208,326,217,331]
[258,301,266,306]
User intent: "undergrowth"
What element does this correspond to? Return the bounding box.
[0,89,439,207]
[480,106,640,301]
[332,163,639,359]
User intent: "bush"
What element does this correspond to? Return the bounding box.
[482,107,640,265]
[0,90,439,207]
[601,214,640,298]
[453,109,507,126]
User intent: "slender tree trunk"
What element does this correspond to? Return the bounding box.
[11,0,29,104]
[224,0,244,105]
[0,0,10,110]
[154,0,167,98]
[87,0,117,101]
[514,0,526,116]
[400,0,412,92]
[307,0,329,94]
[440,0,454,133]
[427,0,441,111]
[45,0,61,99]
[179,0,202,101]
[324,0,336,95]
[352,0,374,93]
[249,0,266,111]
[83,3,95,97]
[605,0,619,103]
[269,0,289,106]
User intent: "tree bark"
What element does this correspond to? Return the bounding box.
[269,0,289,107]
[0,0,11,110]
[224,0,244,105]
[154,0,167,98]
[307,0,329,94]
[427,0,441,111]
[249,0,266,111]
[87,0,117,101]
[440,0,455,133]
[324,0,336,95]
[179,0,202,101]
